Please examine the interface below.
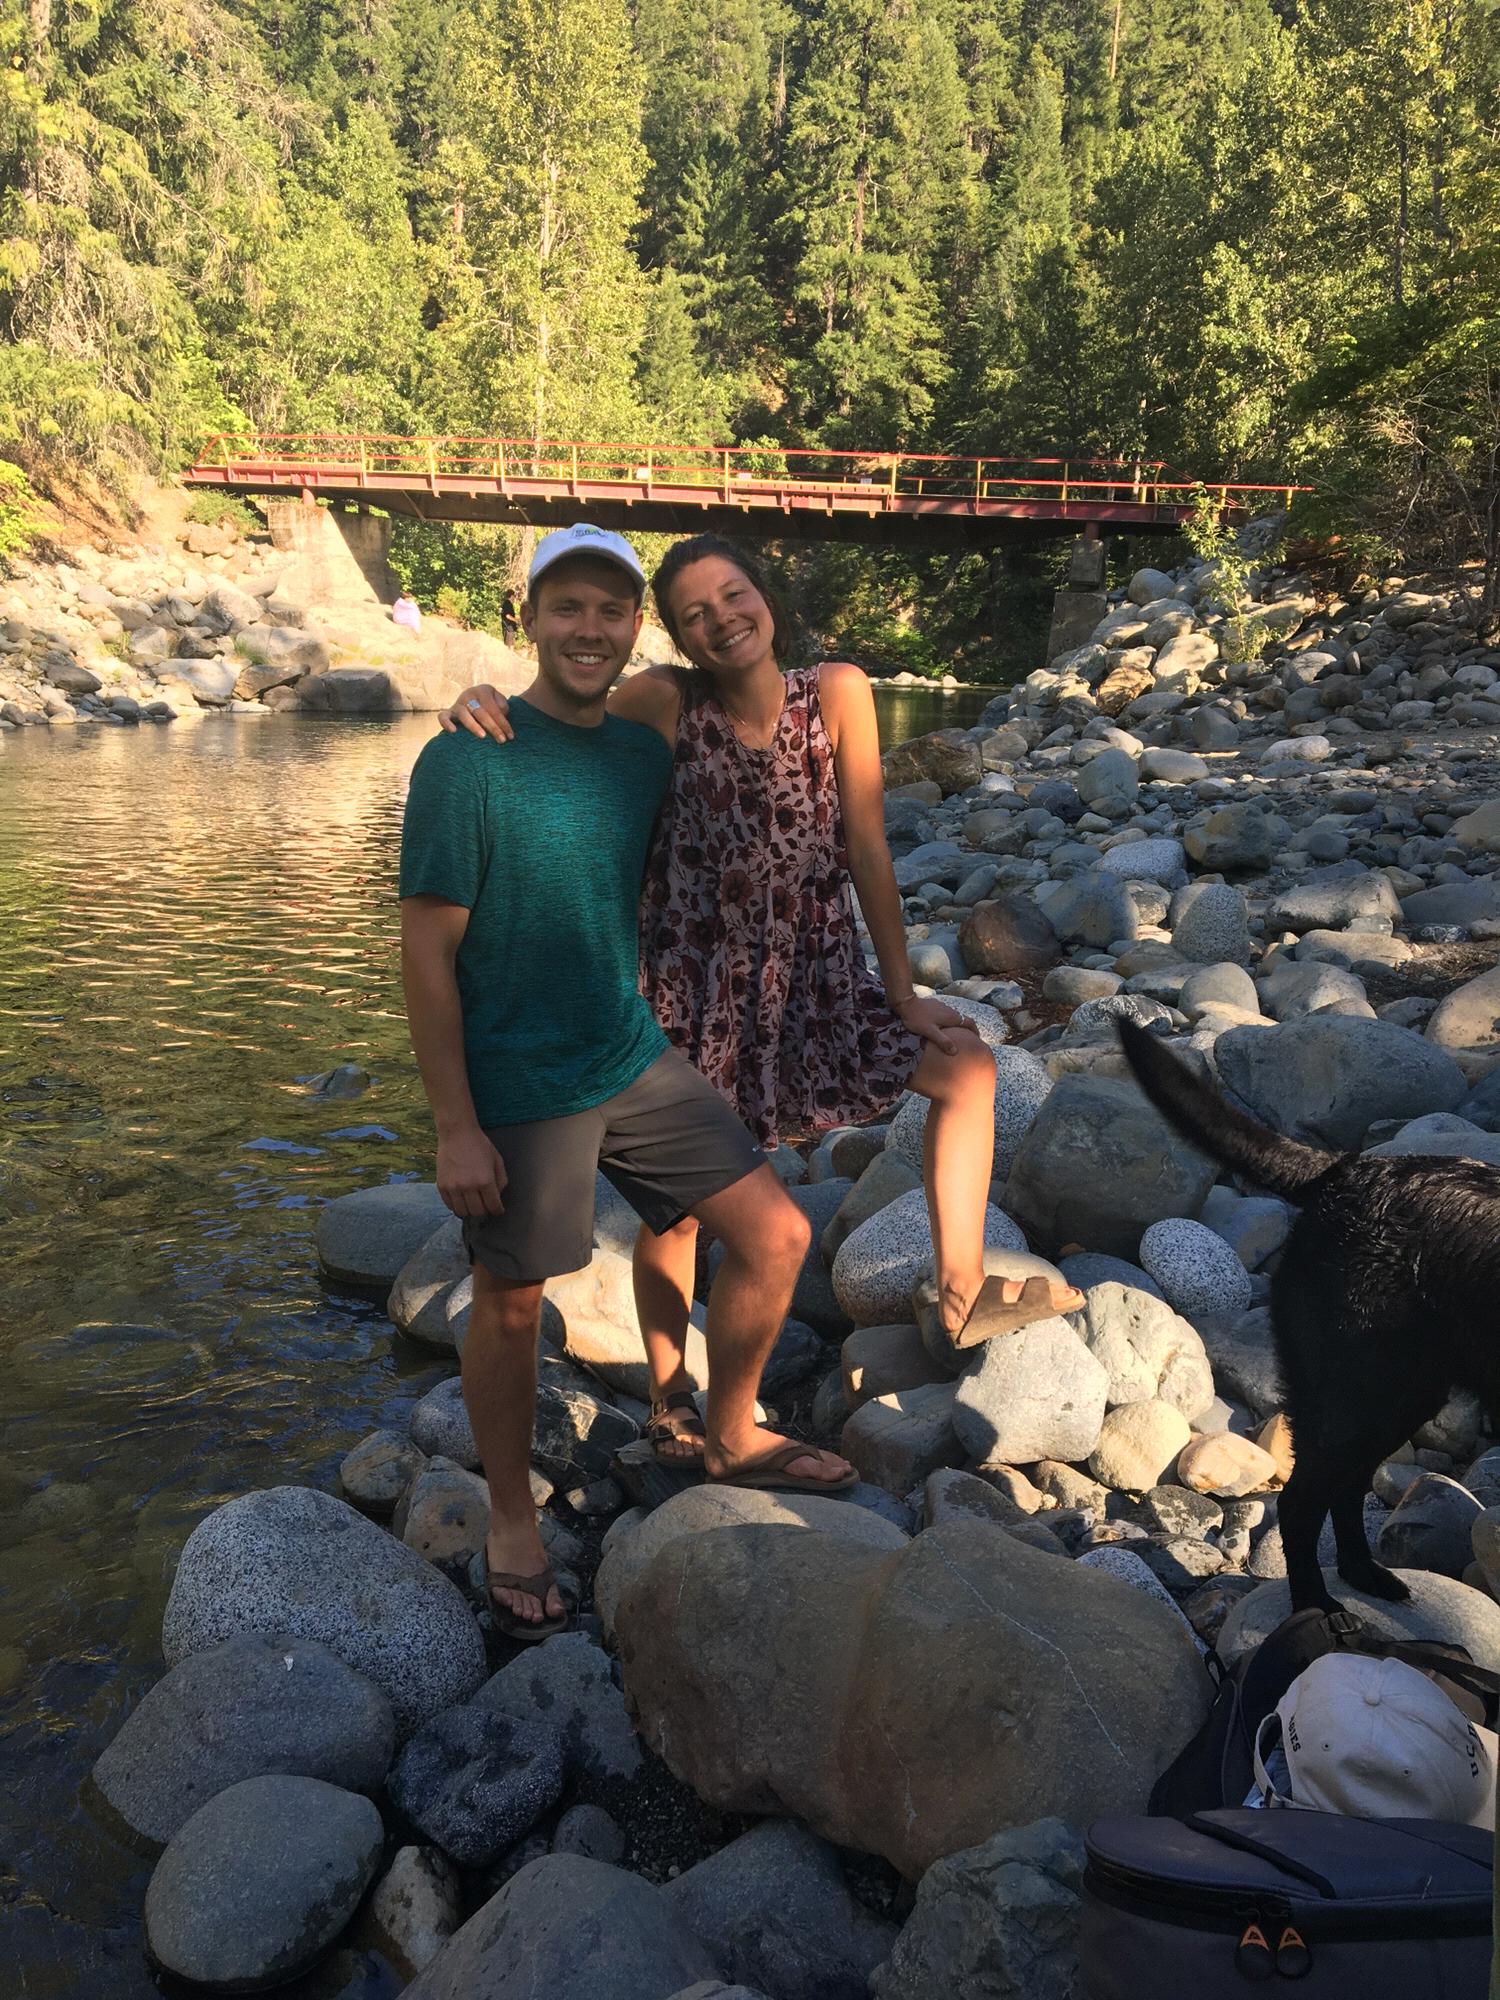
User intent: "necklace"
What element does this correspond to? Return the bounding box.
[720,682,786,753]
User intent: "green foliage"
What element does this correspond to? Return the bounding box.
[0,458,40,562]
[2,0,1497,650]
[183,492,262,534]
[1183,488,1270,664]
[389,520,517,633]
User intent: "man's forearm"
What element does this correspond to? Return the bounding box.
[402,942,483,1137]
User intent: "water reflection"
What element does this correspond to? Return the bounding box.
[0,688,988,1994]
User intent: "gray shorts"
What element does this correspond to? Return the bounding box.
[463,1049,766,1283]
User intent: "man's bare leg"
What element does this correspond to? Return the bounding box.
[691,1164,852,1483]
[632,1215,704,1461]
[463,1263,563,1627]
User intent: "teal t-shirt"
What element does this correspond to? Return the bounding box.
[399,698,673,1126]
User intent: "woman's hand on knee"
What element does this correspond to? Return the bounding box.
[895,995,977,1057]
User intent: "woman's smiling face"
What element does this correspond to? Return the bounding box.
[664,554,777,680]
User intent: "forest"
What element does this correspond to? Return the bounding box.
[2,0,1498,670]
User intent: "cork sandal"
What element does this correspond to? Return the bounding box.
[951,1273,1083,1351]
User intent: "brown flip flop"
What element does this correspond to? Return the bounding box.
[644,1391,708,1475]
[708,1441,858,1495]
[486,1558,568,1645]
[951,1273,1079,1351]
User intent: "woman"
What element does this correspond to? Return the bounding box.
[441,534,1080,1464]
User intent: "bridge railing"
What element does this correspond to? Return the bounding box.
[192,434,1302,513]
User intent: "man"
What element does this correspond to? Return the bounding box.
[400,524,852,1642]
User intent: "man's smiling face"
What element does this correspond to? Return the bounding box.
[523,556,643,710]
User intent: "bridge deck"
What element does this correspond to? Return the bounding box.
[185,435,1301,547]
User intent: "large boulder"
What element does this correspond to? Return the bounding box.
[91,1633,395,1845]
[1265,865,1402,935]
[388,1217,471,1352]
[831,1189,1025,1326]
[882,730,984,797]
[1400,878,1500,929]
[161,1487,487,1734]
[1426,966,1500,1051]
[664,1820,897,2000]
[472,1631,644,1781]
[1183,804,1275,873]
[1214,1016,1467,1149]
[402,1856,719,2000]
[614,1519,1211,1878]
[1041,872,1137,949]
[388,1703,565,1868]
[144,1775,383,1990]
[871,1818,1086,2000]
[595,1484,907,1640]
[1005,1074,1216,1259]
[317,1182,452,1291]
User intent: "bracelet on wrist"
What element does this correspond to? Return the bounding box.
[889,991,917,1010]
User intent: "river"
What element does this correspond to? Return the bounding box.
[0,685,992,1997]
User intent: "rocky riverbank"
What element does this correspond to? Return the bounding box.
[0,505,533,727]
[84,520,1500,1998]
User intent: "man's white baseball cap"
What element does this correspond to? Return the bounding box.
[1253,1653,1497,1827]
[526,524,646,597]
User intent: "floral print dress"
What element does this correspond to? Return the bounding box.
[639,663,923,1148]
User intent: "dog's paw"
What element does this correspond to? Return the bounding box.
[1338,1560,1411,1604]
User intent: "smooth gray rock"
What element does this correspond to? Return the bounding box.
[1195,1307,1283,1419]
[886,1036,1051,1183]
[409,1375,480,1466]
[92,1633,395,1846]
[664,1820,897,2000]
[339,1429,427,1515]
[1074,749,1139,807]
[786,1177,858,1332]
[1401,878,1500,929]
[824,1152,924,1264]
[1183,803,1274,873]
[1178,962,1258,1017]
[144,1775,383,1989]
[370,1845,464,1977]
[1426,965,1500,1050]
[1059,1253,1164,1300]
[402,1857,719,2000]
[1042,871,1138,947]
[1266,866,1402,935]
[1095,837,1186,888]
[842,1381,962,1493]
[1257,957,1371,1021]
[161,1486,487,1734]
[832,1188,1025,1326]
[472,1631,644,1781]
[552,1803,626,1864]
[316,1182,452,1290]
[1214,1016,1467,1149]
[1074,1283,1213,1418]
[1169,882,1251,965]
[1374,1474,1484,1579]
[1138,1218,1253,1322]
[1006,1072,1217,1259]
[1088,1400,1191,1492]
[1217,1568,1500,1671]
[1463,1447,1500,1509]
[389,1703,565,1868]
[1197,1187,1293,1271]
[953,1320,1109,1465]
[388,1218,471,1351]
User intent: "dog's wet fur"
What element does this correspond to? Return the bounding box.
[1117,1019,1500,1614]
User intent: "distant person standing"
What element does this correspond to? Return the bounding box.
[500,593,520,648]
[392,591,423,633]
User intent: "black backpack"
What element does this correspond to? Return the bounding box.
[1151,1606,1500,1818]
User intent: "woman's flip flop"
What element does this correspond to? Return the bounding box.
[951,1273,1081,1351]
[708,1441,858,1495]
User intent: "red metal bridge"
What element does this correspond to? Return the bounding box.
[185,433,1302,548]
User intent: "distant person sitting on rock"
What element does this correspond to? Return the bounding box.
[392,591,422,632]
[401,523,855,1645]
[439,532,1084,1474]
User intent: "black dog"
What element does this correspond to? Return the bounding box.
[1117,1018,1500,1614]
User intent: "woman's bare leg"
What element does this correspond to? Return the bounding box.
[907,1030,1081,1333]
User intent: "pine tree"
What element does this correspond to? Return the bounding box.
[426,0,647,442]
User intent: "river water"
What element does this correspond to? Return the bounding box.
[0,685,991,1997]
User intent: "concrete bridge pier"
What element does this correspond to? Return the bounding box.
[264,499,397,610]
[1044,532,1108,663]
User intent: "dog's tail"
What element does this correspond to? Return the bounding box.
[1117,1019,1337,1202]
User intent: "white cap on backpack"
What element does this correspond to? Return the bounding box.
[526,524,646,597]
[1253,1653,1497,1828]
